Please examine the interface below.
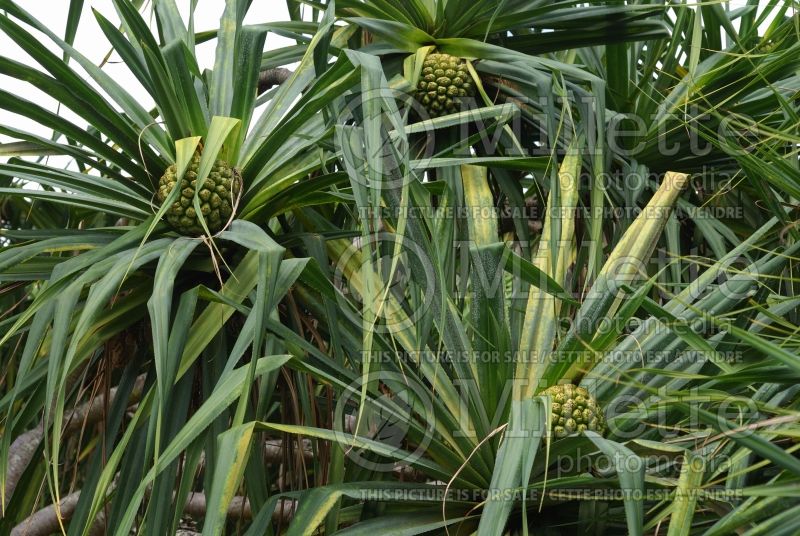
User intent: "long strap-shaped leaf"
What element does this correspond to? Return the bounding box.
[516,139,583,399]
[462,165,506,407]
[666,454,705,536]
[201,423,256,536]
[585,433,646,536]
[2,0,172,157]
[555,171,689,383]
[102,356,291,536]
[47,240,173,519]
[477,398,547,536]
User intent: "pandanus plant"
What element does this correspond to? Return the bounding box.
[1,0,799,535]
[265,1,800,534]
[0,0,356,533]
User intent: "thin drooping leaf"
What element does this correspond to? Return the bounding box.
[667,454,705,536]
[477,399,547,536]
[109,356,291,536]
[555,171,690,382]
[201,423,256,536]
[516,139,583,398]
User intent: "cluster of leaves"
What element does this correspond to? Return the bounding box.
[1,0,799,535]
